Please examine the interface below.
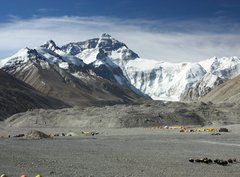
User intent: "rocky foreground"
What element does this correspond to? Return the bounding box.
[0,126,240,177]
[0,101,240,177]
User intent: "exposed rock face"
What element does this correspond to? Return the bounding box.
[61,34,240,101]
[0,70,69,120]
[41,40,60,51]
[182,73,224,101]
[61,33,139,60]
[0,41,148,107]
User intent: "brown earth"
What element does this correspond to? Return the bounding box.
[11,61,148,107]
[0,70,69,120]
[201,74,240,103]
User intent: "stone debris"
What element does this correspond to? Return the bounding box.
[24,130,50,139]
[13,134,25,138]
[7,130,101,139]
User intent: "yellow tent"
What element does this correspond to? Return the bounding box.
[204,128,217,132]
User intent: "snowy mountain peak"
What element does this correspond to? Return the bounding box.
[16,47,30,55]
[96,33,117,49]
[199,56,240,79]
[61,34,140,65]
[100,33,112,39]
[0,47,32,73]
[96,48,108,60]
[2,35,240,102]
[41,40,60,51]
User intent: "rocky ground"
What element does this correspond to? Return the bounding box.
[3,101,240,129]
[1,102,240,177]
[0,126,240,177]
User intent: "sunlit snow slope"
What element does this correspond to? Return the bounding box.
[62,33,240,101]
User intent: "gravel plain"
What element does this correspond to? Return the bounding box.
[0,126,240,177]
[1,101,240,177]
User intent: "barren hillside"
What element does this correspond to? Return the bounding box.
[0,70,69,120]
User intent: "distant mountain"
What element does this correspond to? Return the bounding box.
[61,33,139,62]
[200,74,240,103]
[0,40,148,106]
[182,57,240,101]
[61,33,139,80]
[0,70,68,120]
[62,34,240,101]
[1,33,240,102]
[182,73,224,101]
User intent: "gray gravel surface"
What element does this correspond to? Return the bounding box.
[4,102,240,129]
[0,128,240,177]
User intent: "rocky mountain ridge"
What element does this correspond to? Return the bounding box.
[1,33,240,102]
[0,70,68,120]
[61,34,240,101]
[200,74,240,103]
[0,40,149,106]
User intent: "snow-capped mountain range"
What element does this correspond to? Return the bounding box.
[1,33,240,102]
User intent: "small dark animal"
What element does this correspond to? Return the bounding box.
[195,159,201,163]
[203,158,209,164]
[220,160,228,166]
[219,128,229,132]
[208,159,213,163]
[189,158,194,163]
[217,160,228,166]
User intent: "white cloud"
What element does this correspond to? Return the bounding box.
[0,16,240,62]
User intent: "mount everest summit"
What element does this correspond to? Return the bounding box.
[1,33,240,103]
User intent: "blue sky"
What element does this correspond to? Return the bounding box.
[0,0,240,62]
[1,0,240,22]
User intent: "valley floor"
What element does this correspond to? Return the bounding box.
[0,126,240,177]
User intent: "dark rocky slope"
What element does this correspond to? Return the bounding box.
[0,70,69,120]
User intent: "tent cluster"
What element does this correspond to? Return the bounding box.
[180,127,217,133]
[148,125,229,133]
[179,127,229,133]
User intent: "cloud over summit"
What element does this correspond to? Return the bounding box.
[0,16,240,62]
